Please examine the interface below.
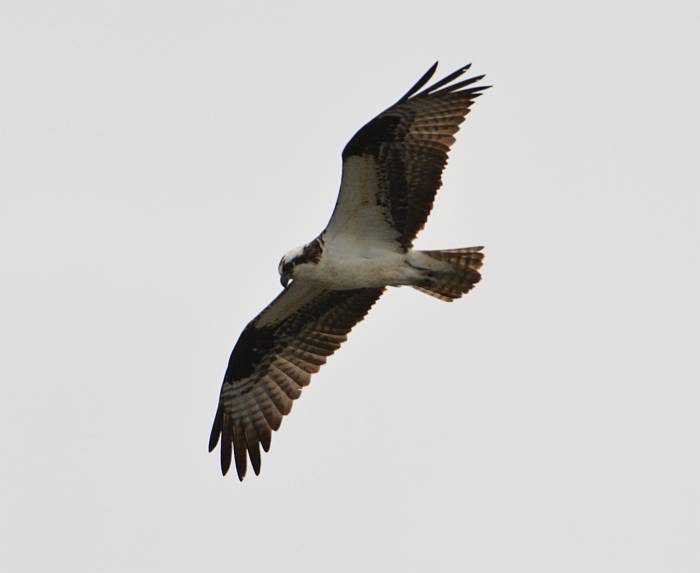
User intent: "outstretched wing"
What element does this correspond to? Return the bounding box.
[209,282,384,480]
[324,62,490,250]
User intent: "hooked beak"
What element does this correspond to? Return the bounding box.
[280,273,291,288]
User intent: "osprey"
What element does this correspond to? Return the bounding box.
[209,62,490,480]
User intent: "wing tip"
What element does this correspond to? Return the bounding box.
[208,403,223,452]
[397,61,440,103]
[419,70,491,98]
[221,449,232,476]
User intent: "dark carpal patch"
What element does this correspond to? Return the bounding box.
[342,115,401,159]
[224,322,276,381]
[299,237,323,264]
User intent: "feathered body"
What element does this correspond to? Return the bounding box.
[210,62,490,480]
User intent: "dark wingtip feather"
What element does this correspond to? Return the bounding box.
[208,403,223,452]
[447,74,486,91]
[466,86,493,98]
[427,74,489,98]
[259,427,271,452]
[220,421,232,476]
[397,61,439,104]
[249,444,262,475]
[233,426,248,481]
[416,63,473,97]
[245,427,262,475]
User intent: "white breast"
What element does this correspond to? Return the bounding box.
[296,237,409,289]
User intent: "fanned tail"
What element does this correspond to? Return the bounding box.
[413,247,484,302]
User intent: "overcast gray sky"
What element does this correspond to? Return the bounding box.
[1,1,698,571]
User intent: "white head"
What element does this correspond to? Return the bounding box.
[277,239,323,288]
[278,245,304,288]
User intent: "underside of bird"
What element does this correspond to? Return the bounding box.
[210,61,490,480]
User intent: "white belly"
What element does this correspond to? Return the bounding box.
[295,240,412,289]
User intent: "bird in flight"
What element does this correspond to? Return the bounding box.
[209,62,490,480]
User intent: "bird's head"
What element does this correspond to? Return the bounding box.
[277,239,323,288]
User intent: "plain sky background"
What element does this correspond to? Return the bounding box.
[1,1,698,571]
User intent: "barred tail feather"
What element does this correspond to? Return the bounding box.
[413,247,484,302]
